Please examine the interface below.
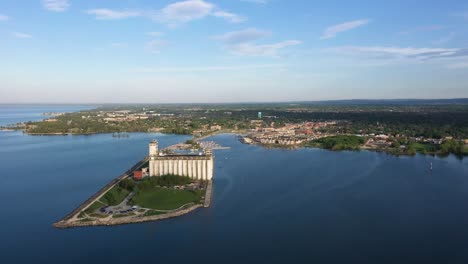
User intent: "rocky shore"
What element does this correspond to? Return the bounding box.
[53,204,203,229]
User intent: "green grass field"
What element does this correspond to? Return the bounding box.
[143,210,166,216]
[132,187,203,210]
[411,142,440,153]
[99,185,130,206]
[84,200,106,214]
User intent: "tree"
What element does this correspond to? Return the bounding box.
[119,178,136,191]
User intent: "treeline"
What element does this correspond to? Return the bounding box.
[135,175,193,191]
[389,139,468,157]
[307,135,365,150]
[25,113,194,135]
[117,175,194,195]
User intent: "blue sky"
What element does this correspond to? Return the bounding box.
[1,0,468,103]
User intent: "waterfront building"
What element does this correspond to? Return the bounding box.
[148,140,214,180]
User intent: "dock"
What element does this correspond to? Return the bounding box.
[198,140,230,150]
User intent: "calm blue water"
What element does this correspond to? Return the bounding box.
[1,106,468,263]
[0,104,93,126]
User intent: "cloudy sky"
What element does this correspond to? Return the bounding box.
[1,0,468,103]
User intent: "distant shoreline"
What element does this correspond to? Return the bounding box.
[7,128,468,158]
[1,98,468,106]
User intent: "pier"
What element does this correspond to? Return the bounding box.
[204,180,213,207]
[54,157,148,225]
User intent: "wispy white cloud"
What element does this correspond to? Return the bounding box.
[446,62,468,69]
[0,14,9,21]
[42,0,70,12]
[146,31,164,37]
[212,11,246,23]
[214,28,301,57]
[320,19,370,40]
[229,41,302,56]
[326,46,461,60]
[151,0,245,26]
[145,40,168,54]
[214,28,270,44]
[13,32,32,38]
[152,0,214,25]
[132,64,284,73]
[86,9,141,20]
[87,1,246,25]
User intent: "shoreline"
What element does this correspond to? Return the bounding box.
[240,136,468,158]
[54,204,203,229]
[54,180,213,229]
[9,128,467,158]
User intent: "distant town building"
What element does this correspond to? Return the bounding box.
[210,125,222,131]
[258,112,262,119]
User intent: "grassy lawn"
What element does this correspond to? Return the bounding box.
[412,142,440,153]
[99,185,130,206]
[89,212,108,218]
[132,187,203,210]
[144,210,166,217]
[84,200,106,214]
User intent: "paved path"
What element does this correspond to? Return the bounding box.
[102,192,136,214]
[204,180,213,207]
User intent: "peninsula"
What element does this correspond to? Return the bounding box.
[54,140,214,228]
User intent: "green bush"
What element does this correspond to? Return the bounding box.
[136,174,193,190]
[119,178,136,191]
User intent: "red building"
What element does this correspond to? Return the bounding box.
[133,171,143,180]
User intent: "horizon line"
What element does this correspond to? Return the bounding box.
[1,98,468,105]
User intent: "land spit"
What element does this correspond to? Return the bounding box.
[54,178,214,228]
[53,148,214,229]
[55,157,149,224]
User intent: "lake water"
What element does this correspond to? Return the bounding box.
[0,104,93,126]
[1,106,468,263]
